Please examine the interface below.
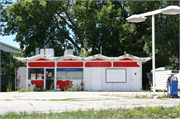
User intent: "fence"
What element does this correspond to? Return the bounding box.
[1,76,15,92]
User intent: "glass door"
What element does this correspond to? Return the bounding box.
[45,69,54,90]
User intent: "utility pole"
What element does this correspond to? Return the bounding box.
[0,2,1,92]
[179,1,180,71]
[100,46,102,55]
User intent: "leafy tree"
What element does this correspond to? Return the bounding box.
[2,0,161,89]
[2,50,26,77]
[2,1,77,56]
[124,1,180,89]
[2,0,144,57]
[73,1,143,56]
[125,1,179,69]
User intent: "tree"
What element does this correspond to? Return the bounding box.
[73,1,143,56]
[125,1,180,89]
[2,50,26,77]
[2,0,158,89]
[125,1,179,69]
[2,1,78,56]
[2,0,144,57]
[79,40,90,57]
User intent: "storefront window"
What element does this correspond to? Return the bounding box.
[57,71,83,79]
[28,68,44,80]
[57,68,83,79]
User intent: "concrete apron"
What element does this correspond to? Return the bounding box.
[0,92,180,114]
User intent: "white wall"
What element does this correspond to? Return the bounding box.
[84,67,142,91]
[84,68,92,91]
[155,70,180,90]
[16,67,26,90]
[130,67,142,91]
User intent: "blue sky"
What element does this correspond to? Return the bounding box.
[1,34,20,49]
[1,1,19,49]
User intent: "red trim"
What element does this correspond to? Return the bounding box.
[57,62,83,67]
[85,62,111,67]
[31,80,44,89]
[120,58,132,61]
[63,58,77,61]
[56,80,73,90]
[36,58,48,61]
[113,62,140,67]
[91,58,104,61]
[28,62,55,67]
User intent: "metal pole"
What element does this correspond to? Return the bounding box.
[0,2,1,92]
[152,15,156,95]
[179,1,180,70]
[100,46,102,55]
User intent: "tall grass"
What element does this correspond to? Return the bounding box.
[1,105,180,118]
[6,79,12,92]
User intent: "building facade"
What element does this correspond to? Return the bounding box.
[15,54,151,91]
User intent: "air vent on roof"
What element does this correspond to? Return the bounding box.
[36,48,54,57]
[64,49,73,56]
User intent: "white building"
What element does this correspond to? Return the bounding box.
[151,67,180,91]
[15,53,151,91]
[0,42,20,53]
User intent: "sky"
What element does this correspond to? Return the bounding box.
[0,35,20,49]
[1,1,20,49]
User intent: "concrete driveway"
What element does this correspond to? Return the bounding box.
[1,91,180,114]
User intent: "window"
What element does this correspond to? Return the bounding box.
[28,68,44,80]
[106,68,126,83]
[1,68,6,75]
[57,68,83,79]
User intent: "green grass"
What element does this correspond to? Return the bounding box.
[1,99,13,101]
[19,98,118,101]
[100,93,170,99]
[7,96,119,102]
[1,106,180,118]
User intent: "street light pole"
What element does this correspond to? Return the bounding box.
[0,2,1,92]
[126,5,180,95]
[179,1,180,71]
[152,15,156,95]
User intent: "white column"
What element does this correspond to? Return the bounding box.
[26,62,29,90]
[54,61,57,90]
[44,68,46,90]
[152,15,156,95]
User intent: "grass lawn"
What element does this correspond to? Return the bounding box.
[1,105,180,119]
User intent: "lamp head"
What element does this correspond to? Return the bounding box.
[126,15,147,23]
[162,5,180,15]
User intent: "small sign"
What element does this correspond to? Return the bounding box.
[48,72,52,77]
[57,68,83,71]
[37,73,42,79]
[31,73,36,79]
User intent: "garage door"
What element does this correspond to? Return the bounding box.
[106,68,126,83]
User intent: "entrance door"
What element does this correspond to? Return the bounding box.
[46,69,54,90]
[92,68,101,91]
[131,68,141,91]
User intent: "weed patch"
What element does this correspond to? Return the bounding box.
[0,99,13,101]
[1,106,180,118]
